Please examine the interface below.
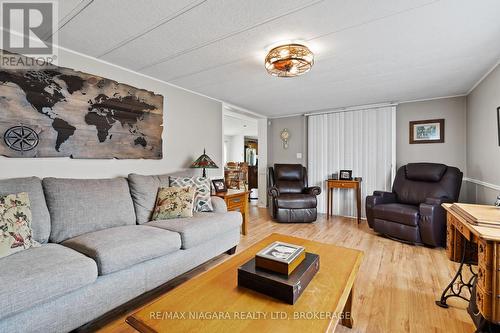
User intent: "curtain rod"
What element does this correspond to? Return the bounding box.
[304,102,398,116]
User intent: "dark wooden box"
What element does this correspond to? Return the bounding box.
[237,253,319,304]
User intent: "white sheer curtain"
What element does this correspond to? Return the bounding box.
[307,106,396,217]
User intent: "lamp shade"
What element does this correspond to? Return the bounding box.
[190,149,218,177]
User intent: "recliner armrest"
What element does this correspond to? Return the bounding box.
[418,197,452,247]
[367,191,396,206]
[304,186,321,196]
[365,191,396,228]
[268,186,280,198]
[373,191,397,200]
[423,196,453,206]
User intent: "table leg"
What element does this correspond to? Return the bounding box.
[435,239,477,308]
[356,186,361,224]
[242,195,248,235]
[341,289,354,328]
[242,212,248,235]
[327,186,330,220]
[329,188,333,218]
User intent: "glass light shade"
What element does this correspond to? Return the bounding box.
[265,44,314,77]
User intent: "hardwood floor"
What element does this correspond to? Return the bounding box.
[92,207,475,333]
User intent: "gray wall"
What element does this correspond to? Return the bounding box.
[396,97,467,171]
[268,116,307,167]
[466,65,500,204]
[0,47,223,179]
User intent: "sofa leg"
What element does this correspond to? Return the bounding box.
[226,246,237,255]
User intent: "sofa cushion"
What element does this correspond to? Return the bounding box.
[152,187,195,220]
[128,171,195,224]
[275,194,317,209]
[62,225,181,275]
[145,212,242,249]
[0,243,97,320]
[0,192,38,259]
[169,176,213,212]
[373,203,420,226]
[43,178,136,243]
[0,177,50,243]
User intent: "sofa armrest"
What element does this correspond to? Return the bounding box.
[304,186,321,196]
[268,186,280,198]
[418,197,452,247]
[211,196,227,213]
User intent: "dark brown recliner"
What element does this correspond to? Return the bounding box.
[268,164,321,223]
[366,163,463,247]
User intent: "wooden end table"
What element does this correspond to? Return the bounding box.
[214,189,249,235]
[326,179,362,224]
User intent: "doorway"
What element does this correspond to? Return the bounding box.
[222,104,267,207]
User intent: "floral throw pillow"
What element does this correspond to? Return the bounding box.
[0,192,38,259]
[169,176,213,212]
[152,187,195,220]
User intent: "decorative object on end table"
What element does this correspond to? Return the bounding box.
[190,149,218,177]
[212,179,227,193]
[255,241,305,275]
[280,128,290,149]
[330,172,338,180]
[238,252,319,305]
[339,170,352,180]
[409,118,445,144]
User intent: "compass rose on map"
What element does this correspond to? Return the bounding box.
[3,125,39,152]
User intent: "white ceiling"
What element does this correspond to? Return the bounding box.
[223,114,258,137]
[49,0,500,116]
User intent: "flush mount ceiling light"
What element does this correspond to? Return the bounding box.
[265,43,314,77]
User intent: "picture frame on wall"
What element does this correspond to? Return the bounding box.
[497,107,500,146]
[409,118,445,144]
[339,170,352,180]
[212,179,227,193]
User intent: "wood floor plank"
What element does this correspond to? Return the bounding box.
[89,206,474,333]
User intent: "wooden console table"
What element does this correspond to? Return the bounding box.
[437,203,500,325]
[215,189,249,235]
[326,179,362,224]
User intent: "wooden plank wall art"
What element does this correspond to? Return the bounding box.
[0,52,163,159]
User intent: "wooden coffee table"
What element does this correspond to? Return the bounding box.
[126,233,363,333]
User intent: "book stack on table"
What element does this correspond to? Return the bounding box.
[237,241,319,304]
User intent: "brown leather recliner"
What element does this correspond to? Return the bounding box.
[366,163,463,247]
[268,164,321,223]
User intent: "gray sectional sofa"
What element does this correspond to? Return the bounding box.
[0,173,242,333]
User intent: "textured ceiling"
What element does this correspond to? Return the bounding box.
[223,115,258,136]
[50,0,500,116]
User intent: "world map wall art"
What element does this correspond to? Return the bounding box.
[0,52,163,159]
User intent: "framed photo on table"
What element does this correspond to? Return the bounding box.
[409,119,445,144]
[339,170,352,180]
[212,179,227,193]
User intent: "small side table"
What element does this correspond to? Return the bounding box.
[214,189,249,235]
[326,179,362,224]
